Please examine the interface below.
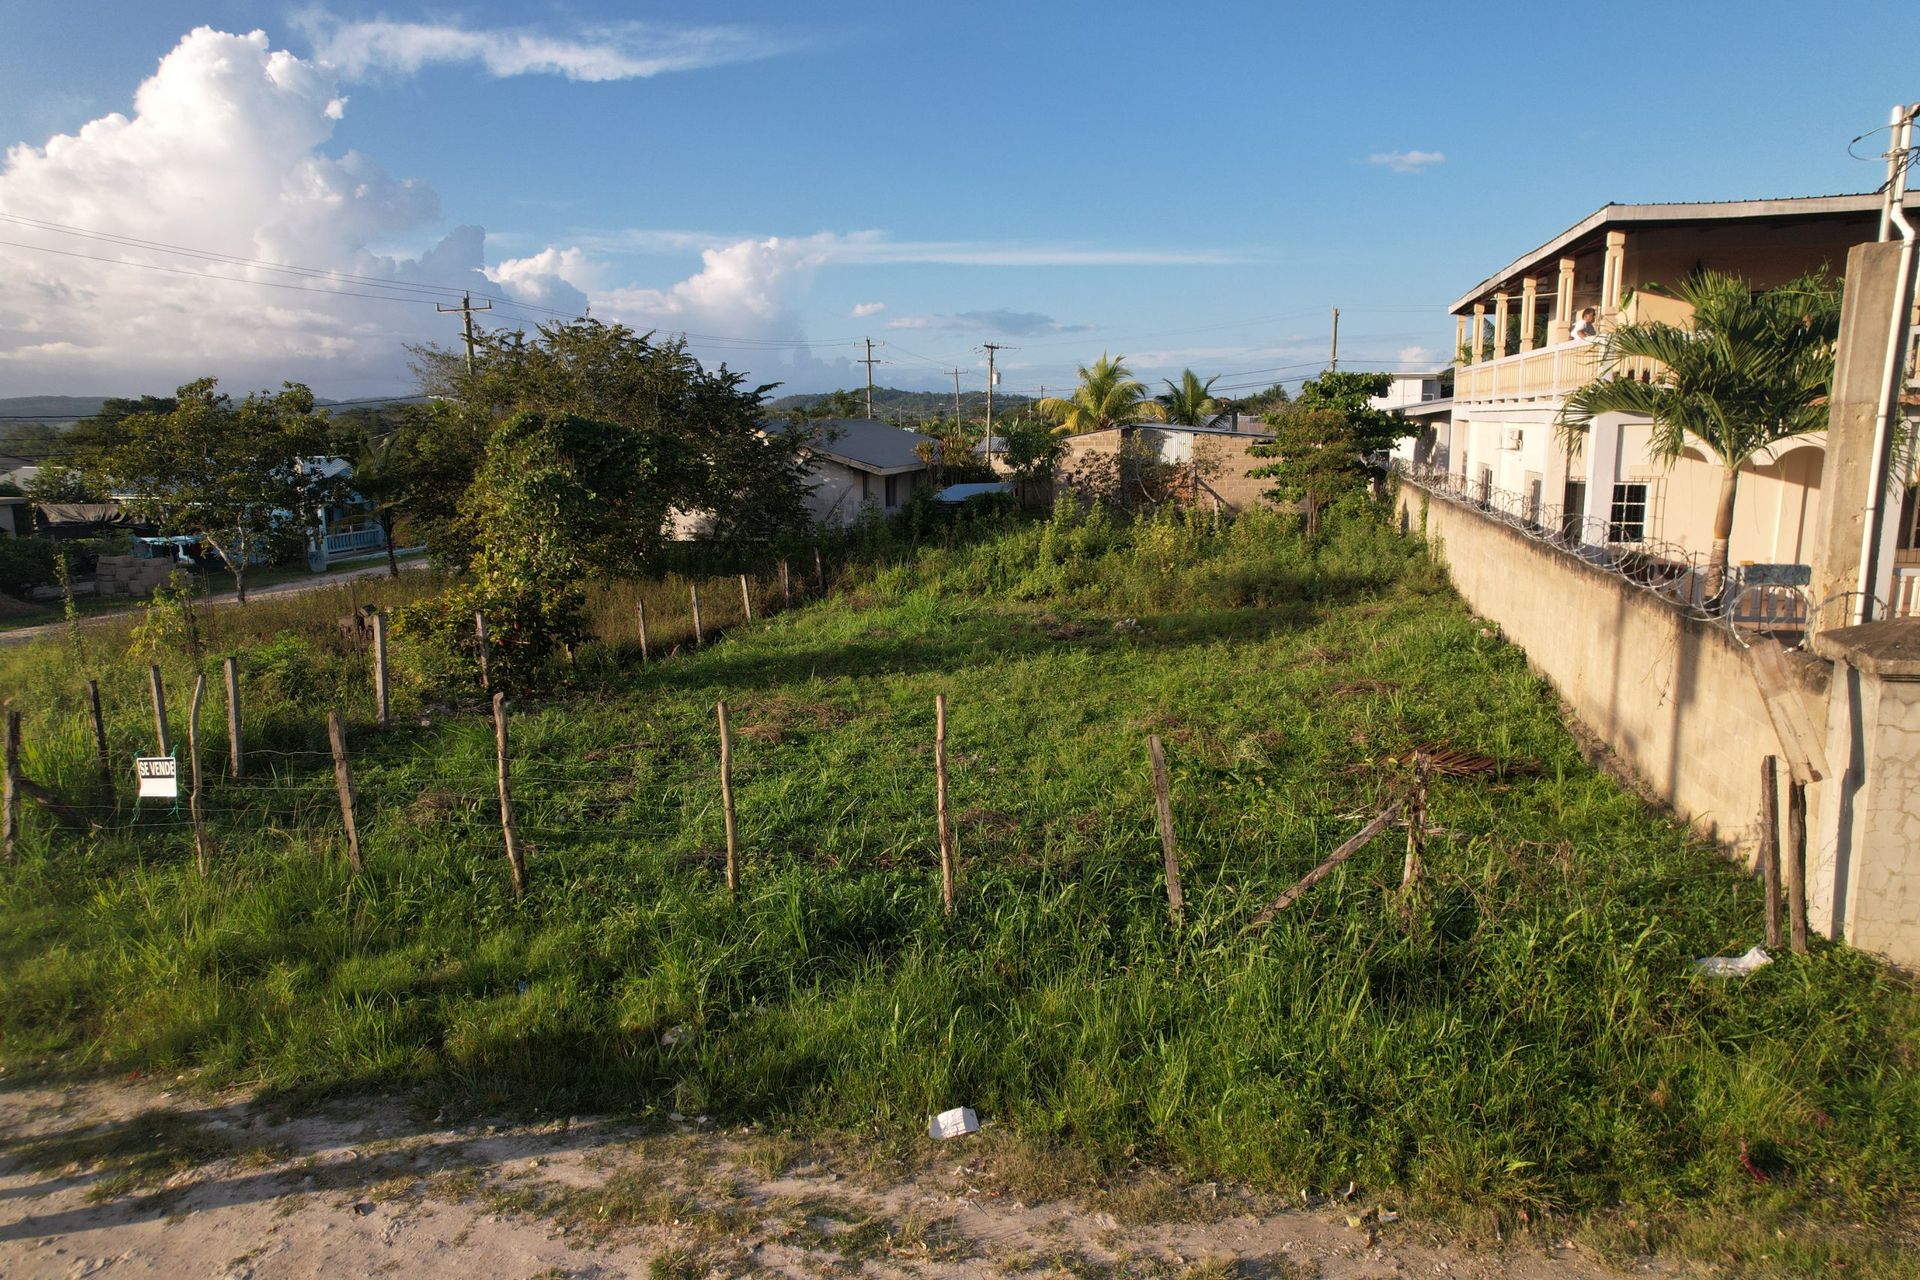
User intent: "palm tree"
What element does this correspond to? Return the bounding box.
[1557,270,1841,601]
[1037,353,1166,435]
[1157,369,1222,427]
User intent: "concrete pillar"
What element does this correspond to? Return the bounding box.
[1812,241,1907,610]
[1553,257,1577,343]
[1581,415,1622,544]
[1520,276,1539,352]
[1470,302,1485,364]
[1811,619,1920,966]
[1602,230,1628,321]
[1454,314,1466,363]
[1493,291,1510,359]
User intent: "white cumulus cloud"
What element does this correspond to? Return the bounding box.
[850,301,886,318]
[1366,149,1446,174]
[299,11,796,82]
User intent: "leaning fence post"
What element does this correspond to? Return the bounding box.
[327,709,363,874]
[1786,779,1808,955]
[739,574,753,623]
[493,692,528,898]
[223,657,244,780]
[148,664,172,757]
[1147,734,1184,927]
[1760,756,1783,951]
[2,708,19,863]
[935,693,956,917]
[690,582,704,646]
[371,609,390,727]
[814,547,826,593]
[717,700,740,896]
[1402,754,1430,889]
[188,675,211,876]
[780,558,792,609]
[636,600,650,662]
[86,678,114,805]
[474,611,492,691]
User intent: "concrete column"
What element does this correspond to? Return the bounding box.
[1454,314,1466,363]
[1602,231,1628,320]
[1520,276,1539,352]
[1470,302,1485,364]
[1553,256,1577,343]
[1493,291,1510,359]
[1581,415,1622,544]
[1812,241,1906,609]
[1812,619,1920,966]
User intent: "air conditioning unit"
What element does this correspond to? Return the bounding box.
[1502,428,1524,451]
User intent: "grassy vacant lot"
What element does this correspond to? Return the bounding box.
[2,500,1917,1274]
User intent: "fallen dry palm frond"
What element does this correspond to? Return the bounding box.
[1379,743,1542,779]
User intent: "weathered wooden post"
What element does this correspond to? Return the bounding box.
[1786,779,1808,955]
[690,582,704,646]
[717,700,739,895]
[327,709,362,873]
[223,657,244,779]
[2,708,19,863]
[371,609,390,727]
[935,694,956,917]
[636,600,650,662]
[1147,734,1184,927]
[148,664,172,756]
[187,675,211,876]
[814,547,826,593]
[493,692,528,897]
[1760,756,1783,951]
[739,574,753,623]
[475,611,492,691]
[1402,754,1430,889]
[86,679,113,805]
[780,558,792,609]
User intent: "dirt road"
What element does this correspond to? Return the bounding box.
[0,1078,1659,1279]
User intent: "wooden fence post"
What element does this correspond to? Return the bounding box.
[717,700,739,895]
[1147,734,1184,927]
[371,609,390,727]
[935,694,956,917]
[1760,756,1782,951]
[814,547,826,593]
[327,709,363,874]
[780,558,792,609]
[690,582,704,646]
[474,611,492,691]
[1787,780,1808,955]
[223,657,244,780]
[87,678,113,805]
[739,574,753,623]
[636,600,650,662]
[188,674,211,876]
[148,664,172,757]
[1402,754,1430,889]
[2,708,19,863]
[493,692,528,897]
[1246,801,1405,929]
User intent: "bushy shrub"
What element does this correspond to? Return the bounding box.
[0,536,59,599]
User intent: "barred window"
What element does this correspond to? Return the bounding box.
[1608,482,1649,542]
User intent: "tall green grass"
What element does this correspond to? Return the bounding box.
[1,500,1916,1273]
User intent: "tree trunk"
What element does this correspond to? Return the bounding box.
[1705,463,1739,606]
[381,510,400,579]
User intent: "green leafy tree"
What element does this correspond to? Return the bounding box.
[1219,382,1291,418]
[83,379,344,602]
[1156,369,1222,426]
[1291,370,1402,456]
[999,415,1066,504]
[329,408,417,579]
[1557,270,1842,598]
[1037,353,1167,435]
[1250,407,1368,536]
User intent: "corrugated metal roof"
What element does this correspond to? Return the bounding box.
[766,417,935,475]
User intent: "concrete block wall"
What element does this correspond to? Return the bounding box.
[93,554,179,597]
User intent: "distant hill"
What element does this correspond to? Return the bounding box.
[765,386,1035,426]
[0,395,110,425]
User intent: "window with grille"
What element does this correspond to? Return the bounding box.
[1608,482,1648,542]
[885,474,898,507]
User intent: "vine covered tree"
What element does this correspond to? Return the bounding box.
[1557,270,1841,598]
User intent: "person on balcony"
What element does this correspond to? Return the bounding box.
[1569,306,1599,341]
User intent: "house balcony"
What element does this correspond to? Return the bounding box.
[1455,333,1667,406]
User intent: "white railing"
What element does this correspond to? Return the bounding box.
[1455,342,1665,404]
[323,526,387,557]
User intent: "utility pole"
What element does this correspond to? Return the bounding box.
[437,292,493,374]
[945,368,966,423]
[858,338,885,419]
[1329,306,1340,372]
[982,343,1014,462]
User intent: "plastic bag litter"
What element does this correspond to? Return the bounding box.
[1693,944,1772,976]
[928,1106,980,1139]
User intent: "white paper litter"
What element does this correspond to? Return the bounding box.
[928,1106,980,1139]
[1693,944,1773,976]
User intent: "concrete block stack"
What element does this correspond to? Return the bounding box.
[93,554,180,598]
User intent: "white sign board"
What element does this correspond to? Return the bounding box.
[135,756,178,800]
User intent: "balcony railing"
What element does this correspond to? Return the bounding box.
[1455,341,1664,404]
[323,525,388,557]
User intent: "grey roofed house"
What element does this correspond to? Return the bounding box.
[671,417,938,533]
[769,417,935,475]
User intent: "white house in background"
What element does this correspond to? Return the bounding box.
[772,418,936,527]
[1376,370,1454,471]
[1441,191,1920,589]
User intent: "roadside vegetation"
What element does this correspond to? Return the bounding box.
[2,496,1917,1276]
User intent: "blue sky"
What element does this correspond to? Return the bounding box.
[0,1,1912,399]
